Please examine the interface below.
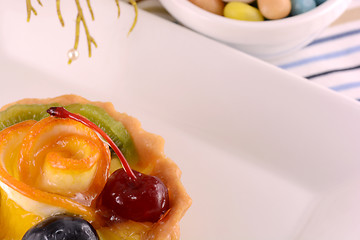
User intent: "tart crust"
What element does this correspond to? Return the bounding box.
[0,94,191,240]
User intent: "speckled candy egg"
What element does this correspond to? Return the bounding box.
[315,0,327,5]
[290,0,316,15]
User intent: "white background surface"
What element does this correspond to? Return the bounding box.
[1,1,360,239]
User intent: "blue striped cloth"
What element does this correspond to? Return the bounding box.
[141,0,360,100]
[272,0,360,100]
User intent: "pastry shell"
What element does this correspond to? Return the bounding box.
[0,94,191,240]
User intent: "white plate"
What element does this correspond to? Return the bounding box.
[1,1,360,240]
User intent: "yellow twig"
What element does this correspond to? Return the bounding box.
[86,0,95,21]
[56,0,65,26]
[68,14,82,65]
[115,0,120,18]
[128,0,138,35]
[26,0,137,63]
[26,0,38,22]
[75,15,81,50]
[72,0,97,61]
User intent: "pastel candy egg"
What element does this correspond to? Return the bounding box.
[290,0,316,15]
[315,0,327,5]
[223,0,255,3]
[189,0,224,15]
[258,0,291,20]
[224,2,264,21]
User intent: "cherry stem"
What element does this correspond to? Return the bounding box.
[47,107,137,181]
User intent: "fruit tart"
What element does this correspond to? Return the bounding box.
[0,95,191,240]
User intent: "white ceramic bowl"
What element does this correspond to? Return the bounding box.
[159,0,351,60]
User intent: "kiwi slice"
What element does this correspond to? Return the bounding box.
[0,103,61,130]
[64,104,137,164]
[0,103,138,165]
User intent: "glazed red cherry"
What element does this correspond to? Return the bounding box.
[97,168,169,222]
[47,107,170,223]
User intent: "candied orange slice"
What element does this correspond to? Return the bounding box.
[0,117,112,221]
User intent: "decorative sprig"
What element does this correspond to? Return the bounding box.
[128,0,138,35]
[26,0,38,20]
[26,0,138,64]
[56,0,64,26]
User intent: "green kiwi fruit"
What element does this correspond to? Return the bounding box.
[64,104,137,164]
[0,103,61,130]
[0,103,138,165]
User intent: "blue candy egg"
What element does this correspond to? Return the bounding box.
[315,0,327,5]
[290,0,316,15]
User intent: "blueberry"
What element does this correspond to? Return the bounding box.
[22,215,99,240]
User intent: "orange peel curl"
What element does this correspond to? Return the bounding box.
[0,117,112,221]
